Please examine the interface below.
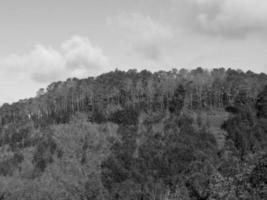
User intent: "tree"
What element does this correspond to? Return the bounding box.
[168,84,185,115]
[256,85,267,118]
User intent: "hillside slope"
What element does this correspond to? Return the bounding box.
[0,68,267,200]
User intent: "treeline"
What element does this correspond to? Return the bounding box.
[0,68,266,199]
[0,68,266,127]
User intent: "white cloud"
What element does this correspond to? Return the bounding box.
[5,45,64,83]
[3,36,108,83]
[107,13,174,60]
[172,0,267,37]
[62,36,108,72]
[0,36,109,104]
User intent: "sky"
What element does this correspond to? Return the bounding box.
[1,0,267,104]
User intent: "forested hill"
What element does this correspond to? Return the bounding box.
[1,68,267,127]
[0,68,267,199]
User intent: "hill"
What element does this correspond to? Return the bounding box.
[0,67,267,199]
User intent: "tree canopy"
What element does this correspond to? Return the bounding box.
[0,68,266,199]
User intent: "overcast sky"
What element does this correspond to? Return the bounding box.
[1,0,267,104]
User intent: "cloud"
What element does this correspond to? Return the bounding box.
[172,0,267,38]
[62,36,108,72]
[107,13,173,60]
[3,36,108,83]
[0,36,108,104]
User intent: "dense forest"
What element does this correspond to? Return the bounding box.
[0,67,266,200]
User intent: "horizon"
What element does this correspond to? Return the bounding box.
[1,0,267,104]
[1,66,266,106]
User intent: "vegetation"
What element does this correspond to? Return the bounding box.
[0,68,266,199]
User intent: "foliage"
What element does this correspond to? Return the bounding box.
[0,68,266,199]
